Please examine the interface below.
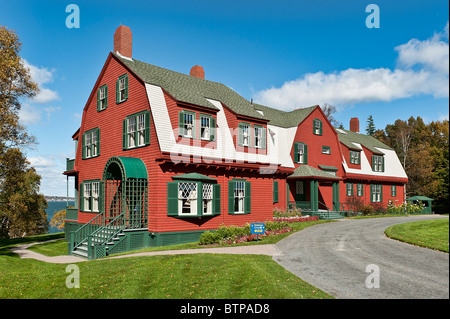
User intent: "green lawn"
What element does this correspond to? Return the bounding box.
[0,221,334,299]
[385,218,449,252]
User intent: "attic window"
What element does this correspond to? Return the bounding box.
[256,110,264,116]
[336,128,347,135]
[313,119,323,135]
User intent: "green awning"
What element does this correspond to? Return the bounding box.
[172,173,217,182]
[103,156,148,180]
[406,196,433,201]
[318,165,338,171]
[287,165,341,180]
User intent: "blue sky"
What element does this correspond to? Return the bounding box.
[1,0,448,196]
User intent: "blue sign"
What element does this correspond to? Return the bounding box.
[251,223,265,235]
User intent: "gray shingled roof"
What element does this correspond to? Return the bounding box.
[253,103,317,128]
[287,165,342,180]
[335,127,392,154]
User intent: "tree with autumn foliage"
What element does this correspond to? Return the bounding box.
[375,116,449,213]
[0,25,48,238]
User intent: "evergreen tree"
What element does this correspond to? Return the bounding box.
[366,115,376,136]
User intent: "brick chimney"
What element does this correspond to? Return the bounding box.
[350,117,359,133]
[114,25,132,59]
[190,65,205,79]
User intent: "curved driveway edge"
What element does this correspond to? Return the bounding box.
[273,215,449,299]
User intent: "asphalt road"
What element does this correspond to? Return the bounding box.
[273,215,449,299]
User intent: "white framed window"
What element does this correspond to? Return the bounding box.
[200,116,210,140]
[127,117,136,148]
[178,182,198,216]
[357,184,363,197]
[234,181,245,214]
[99,86,107,110]
[322,146,331,154]
[313,119,322,135]
[119,77,126,101]
[92,182,99,212]
[202,183,213,215]
[346,183,353,196]
[372,184,382,202]
[85,133,92,158]
[91,130,98,157]
[84,183,92,212]
[137,113,145,146]
[242,125,249,146]
[373,155,384,172]
[350,151,360,164]
[254,126,262,148]
[297,143,305,163]
[184,113,194,138]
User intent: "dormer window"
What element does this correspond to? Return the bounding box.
[178,110,196,139]
[238,122,251,147]
[350,150,361,164]
[372,155,384,172]
[254,125,266,149]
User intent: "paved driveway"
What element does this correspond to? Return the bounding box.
[274,215,449,299]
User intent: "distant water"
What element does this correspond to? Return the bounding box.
[46,201,75,234]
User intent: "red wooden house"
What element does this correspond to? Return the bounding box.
[64,26,408,259]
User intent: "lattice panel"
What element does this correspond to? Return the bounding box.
[202,184,213,200]
[178,182,197,199]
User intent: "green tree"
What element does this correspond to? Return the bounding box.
[366,115,376,136]
[0,25,47,238]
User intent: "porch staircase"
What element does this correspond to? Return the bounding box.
[69,211,127,259]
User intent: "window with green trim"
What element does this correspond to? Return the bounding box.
[97,84,108,111]
[350,150,360,164]
[357,183,364,197]
[167,180,221,217]
[82,128,100,159]
[371,184,383,202]
[391,185,397,197]
[116,73,129,103]
[178,110,196,139]
[372,155,384,172]
[200,113,215,141]
[322,146,331,155]
[313,119,323,135]
[294,142,307,164]
[254,125,266,149]
[122,111,151,150]
[238,122,251,147]
[346,183,353,196]
[80,180,103,212]
[228,179,251,214]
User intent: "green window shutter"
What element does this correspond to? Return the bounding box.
[313,119,317,134]
[248,125,252,148]
[178,111,184,136]
[167,182,179,216]
[304,144,308,164]
[371,156,375,171]
[99,181,104,212]
[273,181,279,203]
[228,181,234,214]
[124,74,129,100]
[370,185,374,202]
[104,85,108,109]
[145,111,151,145]
[294,143,299,163]
[96,128,100,156]
[81,133,86,159]
[116,79,120,104]
[97,88,101,111]
[382,157,385,172]
[261,127,266,149]
[192,113,196,139]
[244,181,251,214]
[122,119,128,150]
[360,184,364,196]
[213,184,221,215]
[79,182,84,212]
[238,123,243,146]
[380,185,383,202]
[210,117,216,141]
[319,120,323,135]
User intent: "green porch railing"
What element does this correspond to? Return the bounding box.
[69,211,105,254]
[66,208,78,221]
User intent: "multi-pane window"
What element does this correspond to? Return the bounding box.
[350,151,360,164]
[322,146,331,155]
[97,85,108,111]
[313,119,323,135]
[127,117,136,148]
[372,155,384,172]
[184,112,194,138]
[83,128,100,159]
[116,74,128,103]
[123,111,150,150]
[202,183,213,215]
[81,181,100,212]
[178,182,198,216]
[234,181,245,214]
[242,124,250,146]
[357,184,363,197]
[391,185,397,197]
[200,116,210,140]
[346,183,353,196]
[254,126,263,148]
[371,184,382,202]
[295,142,307,164]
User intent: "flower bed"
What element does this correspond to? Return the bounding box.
[219,228,292,245]
[273,216,319,223]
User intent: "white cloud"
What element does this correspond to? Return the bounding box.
[19,104,61,125]
[254,23,449,110]
[22,59,59,104]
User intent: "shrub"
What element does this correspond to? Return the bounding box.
[273,207,302,218]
